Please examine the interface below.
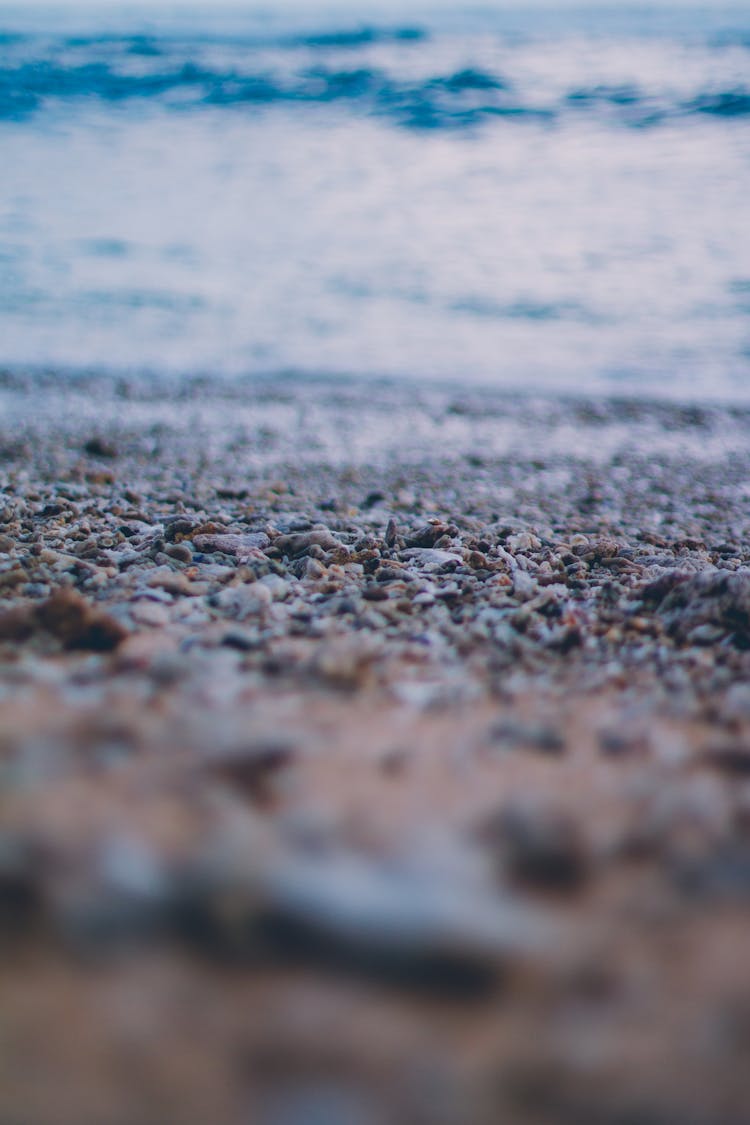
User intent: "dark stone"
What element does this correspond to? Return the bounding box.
[477,803,588,892]
[83,436,117,458]
[35,588,128,651]
[701,745,750,776]
[207,741,296,808]
[362,585,389,602]
[361,491,385,510]
[405,522,458,549]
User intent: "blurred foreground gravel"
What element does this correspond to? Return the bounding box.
[3,372,750,1124]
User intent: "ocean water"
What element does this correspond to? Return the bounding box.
[1,1,749,398]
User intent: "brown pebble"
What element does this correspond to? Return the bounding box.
[164,542,193,563]
[0,569,27,589]
[35,589,128,651]
[363,585,389,602]
[274,529,341,557]
[0,605,37,642]
[207,742,295,808]
[405,521,457,549]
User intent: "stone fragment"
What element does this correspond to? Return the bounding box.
[274,529,342,557]
[35,588,128,650]
[192,532,270,558]
[0,605,36,642]
[83,436,117,458]
[362,585,389,602]
[653,571,750,646]
[0,568,26,589]
[164,518,197,543]
[206,741,296,807]
[400,548,462,571]
[512,571,537,600]
[130,600,171,627]
[164,542,192,563]
[506,531,542,553]
[146,568,192,595]
[311,637,382,690]
[405,522,457,549]
[477,802,588,892]
[173,848,558,994]
[211,582,273,619]
[488,719,565,755]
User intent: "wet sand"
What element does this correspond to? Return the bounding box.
[2,372,750,1124]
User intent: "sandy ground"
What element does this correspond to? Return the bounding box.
[2,372,750,1124]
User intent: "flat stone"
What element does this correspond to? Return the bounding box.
[192,533,270,559]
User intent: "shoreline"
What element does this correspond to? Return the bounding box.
[3,372,750,1123]
[6,361,750,408]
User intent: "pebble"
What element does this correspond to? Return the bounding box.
[164,542,192,563]
[257,574,292,600]
[214,847,558,991]
[477,801,589,892]
[0,568,26,589]
[401,548,462,571]
[274,528,342,557]
[488,720,565,755]
[0,588,128,650]
[130,600,171,627]
[192,532,270,558]
[506,531,542,553]
[146,568,192,594]
[211,582,273,619]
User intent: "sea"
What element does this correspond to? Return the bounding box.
[1,0,749,399]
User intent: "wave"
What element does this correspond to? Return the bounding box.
[1,34,750,129]
[289,27,427,49]
[0,55,533,127]
[38,26,429,55]
[688,89,750,117]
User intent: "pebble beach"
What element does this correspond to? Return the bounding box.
[3,371,750,1123]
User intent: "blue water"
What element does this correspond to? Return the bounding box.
[1,2,750,397]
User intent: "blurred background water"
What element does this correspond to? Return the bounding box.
[1,1,749,398]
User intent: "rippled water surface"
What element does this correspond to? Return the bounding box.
[1,2,749,397]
